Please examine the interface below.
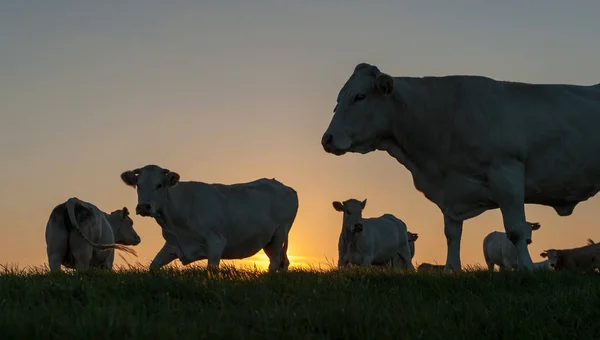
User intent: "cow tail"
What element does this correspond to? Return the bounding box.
[66,198,138,257]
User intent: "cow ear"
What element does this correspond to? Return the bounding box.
[167,172,180,187]
[360,199,367,210]
[122,207,129,218]
[332,201,344,212]
[531,222,541,231]
[121,171,138,188]
[540,251,548,258]
[375,73,394,95]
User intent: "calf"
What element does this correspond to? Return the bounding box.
[408,231,418,259]
[45,197,140,272]
[483,222,542,270]
[334,198,413,270]
[417,263,445,272]
[540,239,600,271]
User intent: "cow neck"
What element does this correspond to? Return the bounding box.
[348,231,367,253]
[339,222,353,246]
[381,77,463,209]
[157,188,186,232]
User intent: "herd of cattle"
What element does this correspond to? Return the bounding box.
[45,62,600,274]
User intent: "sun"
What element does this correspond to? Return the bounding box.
[231,252,317,271]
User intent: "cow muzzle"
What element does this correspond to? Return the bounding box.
[352,223,364,233]
[321,133,348,155]
[136,203,153,217]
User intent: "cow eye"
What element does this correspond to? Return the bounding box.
[354,94,365,102]
[346,210,352,215]
[156,184,163,189]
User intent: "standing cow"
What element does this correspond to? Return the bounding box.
[45,197,140,272]
[333,198,414,270]
[483,221,544,270]
[120,164,299,272]
[321,62,600,271]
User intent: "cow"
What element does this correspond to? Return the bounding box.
[333,198,414,270]
[45,197,140,272]
[408,231,418,259]
[483,221,543,270]
[321,62,600,271]
[540,239,600,271]
[369,230,418,269]
[120,164,299,272]
[417,263,445,272]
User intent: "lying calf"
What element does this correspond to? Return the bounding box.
[417,263,445,272]
[333,198,414,270]
[540,239,599,271]
[483,221,547,270]
[45,197,140,272]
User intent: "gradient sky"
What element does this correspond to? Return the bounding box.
[2,1,600,270]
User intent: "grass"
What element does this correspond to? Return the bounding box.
[0,263,599,339]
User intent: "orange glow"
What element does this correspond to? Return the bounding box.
[2,3,600,272]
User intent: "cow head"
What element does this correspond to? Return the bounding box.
[540,249,559,269]
[107,207,141,246]
[120,164,180,217]
[322,63,397,156]
[332,198,367,233]
[408,232,419,242]
[525,221,542,244]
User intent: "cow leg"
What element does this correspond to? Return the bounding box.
[263,224,290,272]
[444,215,463,272]
[150,243,178,270]
[100,251,115,271]
[206,235,226,269]
[397,240,415,271]
[47,251,65,273]
[46,234,68,273]
[69,232,92,271]
[488,162,534,270]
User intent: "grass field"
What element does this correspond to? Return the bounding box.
[1,264,599,339]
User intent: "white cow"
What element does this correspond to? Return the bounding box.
[333,198,414,270]
[120,164,299,272]
[483,221,546,270]
[321,62,600,271]
[45,197,140,272]
[540,239,598,271]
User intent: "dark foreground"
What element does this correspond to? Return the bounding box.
[0,264,599,339]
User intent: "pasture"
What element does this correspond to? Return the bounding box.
[0,264,599,339]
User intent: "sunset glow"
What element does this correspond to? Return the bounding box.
[1,2,600,272]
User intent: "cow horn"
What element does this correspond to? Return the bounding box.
[163,168,170,175]
[132,168,141,175]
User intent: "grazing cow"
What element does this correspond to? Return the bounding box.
[321,62,600,271]
[45,197,140,272]
[540,239,600,271]
[120,164,298,272]
[333,198,414,270]
[483,221,543,270]
[417,263,445,272]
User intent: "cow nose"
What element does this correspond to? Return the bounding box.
[136,203,151,216]
[321,133,333,147]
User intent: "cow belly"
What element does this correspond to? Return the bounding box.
[220,223,279,259]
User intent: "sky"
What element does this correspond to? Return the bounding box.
[1,1,600,271]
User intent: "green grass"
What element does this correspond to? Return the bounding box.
[1,263,599,339]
